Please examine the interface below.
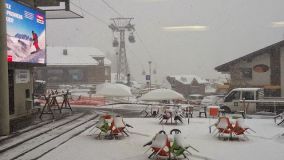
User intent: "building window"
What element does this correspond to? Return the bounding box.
[224,91,240,102]
[242,91,254,100]
[68,69,84,82]
[47,69,64,82]
[241,68,252,79]
[264,89,281,97]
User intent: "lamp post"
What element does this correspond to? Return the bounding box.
[143,61,156,91]
[0,0,10,135]
[148,61,152,91]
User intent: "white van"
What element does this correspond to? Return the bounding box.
[220,88,263,113]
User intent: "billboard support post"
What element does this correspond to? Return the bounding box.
[0,0,10,135]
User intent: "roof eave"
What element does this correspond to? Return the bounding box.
[215,40,284,72]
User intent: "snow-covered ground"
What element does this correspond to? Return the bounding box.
[38,116,284,160]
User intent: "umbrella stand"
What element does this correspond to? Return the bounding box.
[188,115,190,124]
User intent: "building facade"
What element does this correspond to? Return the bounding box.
[34,47,111,89]
[166,75,207,98]
[215,40,284,97]
[7,63,35,131]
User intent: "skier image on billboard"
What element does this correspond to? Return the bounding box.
[5,0,46,64]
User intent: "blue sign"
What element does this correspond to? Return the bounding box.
[146,75,151,80]
[5,0,46,64]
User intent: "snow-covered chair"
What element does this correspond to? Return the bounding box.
[170,129,199,159]
[172,109,184,124]
[274,112,284,125]
[110,116,129,137]
[150,106,160,117]
[92,114,113,138]
[214,117,234,138]
[159,111,172,124]
[182,106,193,118]
[103,114,113,123]
[141,105,151,117]
[148,131,171,159]
[95,117,110,138]
[233,118,254,138]
[157,106,167,117]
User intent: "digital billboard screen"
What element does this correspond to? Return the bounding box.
[5,0,46,64]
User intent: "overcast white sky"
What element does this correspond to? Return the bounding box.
[46,0,284,83]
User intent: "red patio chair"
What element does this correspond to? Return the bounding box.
[214,117,234,138]
[233,118,255,139]
[110,116,129,137]
[148,130,171,159]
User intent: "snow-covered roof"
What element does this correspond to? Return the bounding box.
[169,75,208,84]
[47,46,111,66]
[103,58,112,66]
[231,88,262,92]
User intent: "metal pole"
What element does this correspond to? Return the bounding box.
[0,0,10,135]
[119,30,124,80]
[116,51,119,82]
[274,101,276,115]
[118,30,124,82]
[65,0,70,11]
[148,61,152,91]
